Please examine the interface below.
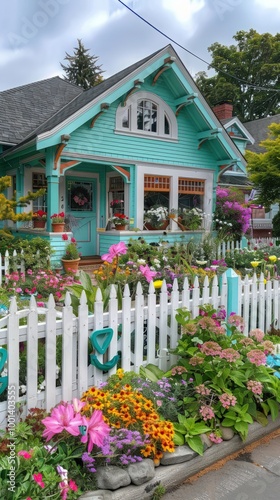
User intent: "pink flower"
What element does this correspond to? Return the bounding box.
[80,410,110,453]
[247,349,267,366]
[33,472,45,488]
[195,384,211,396]
[247,380,263,395]
[72,398,86,413]
[139,264,157,283]
[18,450,32,459]
[101,242,127,263]
[220,348,241,363]
[208,432,223,444]
[249,328,265,342]
[42,402,84,441]
[69,479,78,491]
[219,393,237,409]
[199,405,215,421]
[62,233,68,241]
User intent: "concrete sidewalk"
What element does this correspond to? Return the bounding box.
[80,416,280,500]
[163,432,280,499]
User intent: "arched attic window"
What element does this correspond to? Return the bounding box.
[115,91,178,140]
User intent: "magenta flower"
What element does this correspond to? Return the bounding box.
[101,242,127,263]
[139,265,157,283]
[80,410,110,453]
[42,402,84,441]
[18,450,32,459]
[33,472,45,488]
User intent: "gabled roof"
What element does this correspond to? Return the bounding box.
[220,117,255,145]
[0,77,83,145]
[0,44,247,172]
[244,114,280,153]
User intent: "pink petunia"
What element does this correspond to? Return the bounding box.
[101,242,127,263]
[80,410,110,453]
[139,265,157,283]
[18,450,32,459]
[42,402,84,441]
[33,472,45,488]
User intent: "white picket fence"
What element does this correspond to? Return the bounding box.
[1,271,280,429]
[0,250,25,285]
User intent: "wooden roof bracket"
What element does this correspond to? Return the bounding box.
[175,93,198,116]
[217,160,238,181]
[54,134,71,169]
[122,80,143,107]
[197,128,222,149]
[152,56,176,85]
[90,103,110,128]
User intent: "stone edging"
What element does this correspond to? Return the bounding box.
[79,416,280,500]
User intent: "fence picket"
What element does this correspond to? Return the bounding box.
[26,296,39,410]
[121,285,132,372]
[1,266,280,429]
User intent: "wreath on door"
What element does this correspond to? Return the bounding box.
[71,184,91,209]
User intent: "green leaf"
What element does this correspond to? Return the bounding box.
[260,401,269,416]
[267,399,279,421]
[173,423,187,434]
[186,435,204,456]
[221,418,235,427]
[255,411,268,426]
[173,432,185,446]
[235,421,249,440]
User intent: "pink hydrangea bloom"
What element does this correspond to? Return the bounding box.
[199,405,215,421]
[249,328,265,342]
[247,349,267,366]
[219,393,237,409]
[247,380,263,395]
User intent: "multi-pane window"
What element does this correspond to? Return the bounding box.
[144,175,170,210]
[109,176,125,215]
[137,100,157,133]
[32,173,47,212]
[116,91,178,140]
[178,178,205,210]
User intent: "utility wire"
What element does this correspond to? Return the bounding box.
[117,0,280,94]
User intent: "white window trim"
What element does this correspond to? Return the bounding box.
[115,91,178,140]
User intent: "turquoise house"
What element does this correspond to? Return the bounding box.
[0,45,248,265]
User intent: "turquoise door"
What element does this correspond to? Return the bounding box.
[66,177,97,256]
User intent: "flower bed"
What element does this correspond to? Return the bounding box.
[1,306,280,498]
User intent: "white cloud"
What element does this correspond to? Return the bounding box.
[162,0,205,23]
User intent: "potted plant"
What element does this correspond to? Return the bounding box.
[32,210,47,229]
[50,212,65,232]
[110,199,124,209]
[144,206,169,230]
[61,234,81,273]
[169,207,204,231]
[108,213,129,230]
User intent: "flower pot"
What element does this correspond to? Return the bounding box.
[114,224,127,230]
[52,223,65,232]
[145,220,169,230]
[33,219,46,229]
[61,258,80,274]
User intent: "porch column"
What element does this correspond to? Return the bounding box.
[45,148,59,232]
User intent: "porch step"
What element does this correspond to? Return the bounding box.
[79,256,103,267]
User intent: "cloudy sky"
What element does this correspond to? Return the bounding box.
[0,0,279,91]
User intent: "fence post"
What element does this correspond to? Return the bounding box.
[225,268,239,334]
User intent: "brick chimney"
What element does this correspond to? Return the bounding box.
[212,101,233,120]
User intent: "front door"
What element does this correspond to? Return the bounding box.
[66,177,97,256]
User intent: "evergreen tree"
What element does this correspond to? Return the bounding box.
[0,175,45,222]
[60,39,104,89]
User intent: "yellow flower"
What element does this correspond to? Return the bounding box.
[116,368,124,379]
[251,261,261,268]
[269,255,277,263]
[153,280,163,289]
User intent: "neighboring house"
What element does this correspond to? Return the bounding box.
[0,45,247,264]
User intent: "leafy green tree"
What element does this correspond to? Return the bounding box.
[60,39,104,89]
[195,29,280,121]
[246,123,280,207]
